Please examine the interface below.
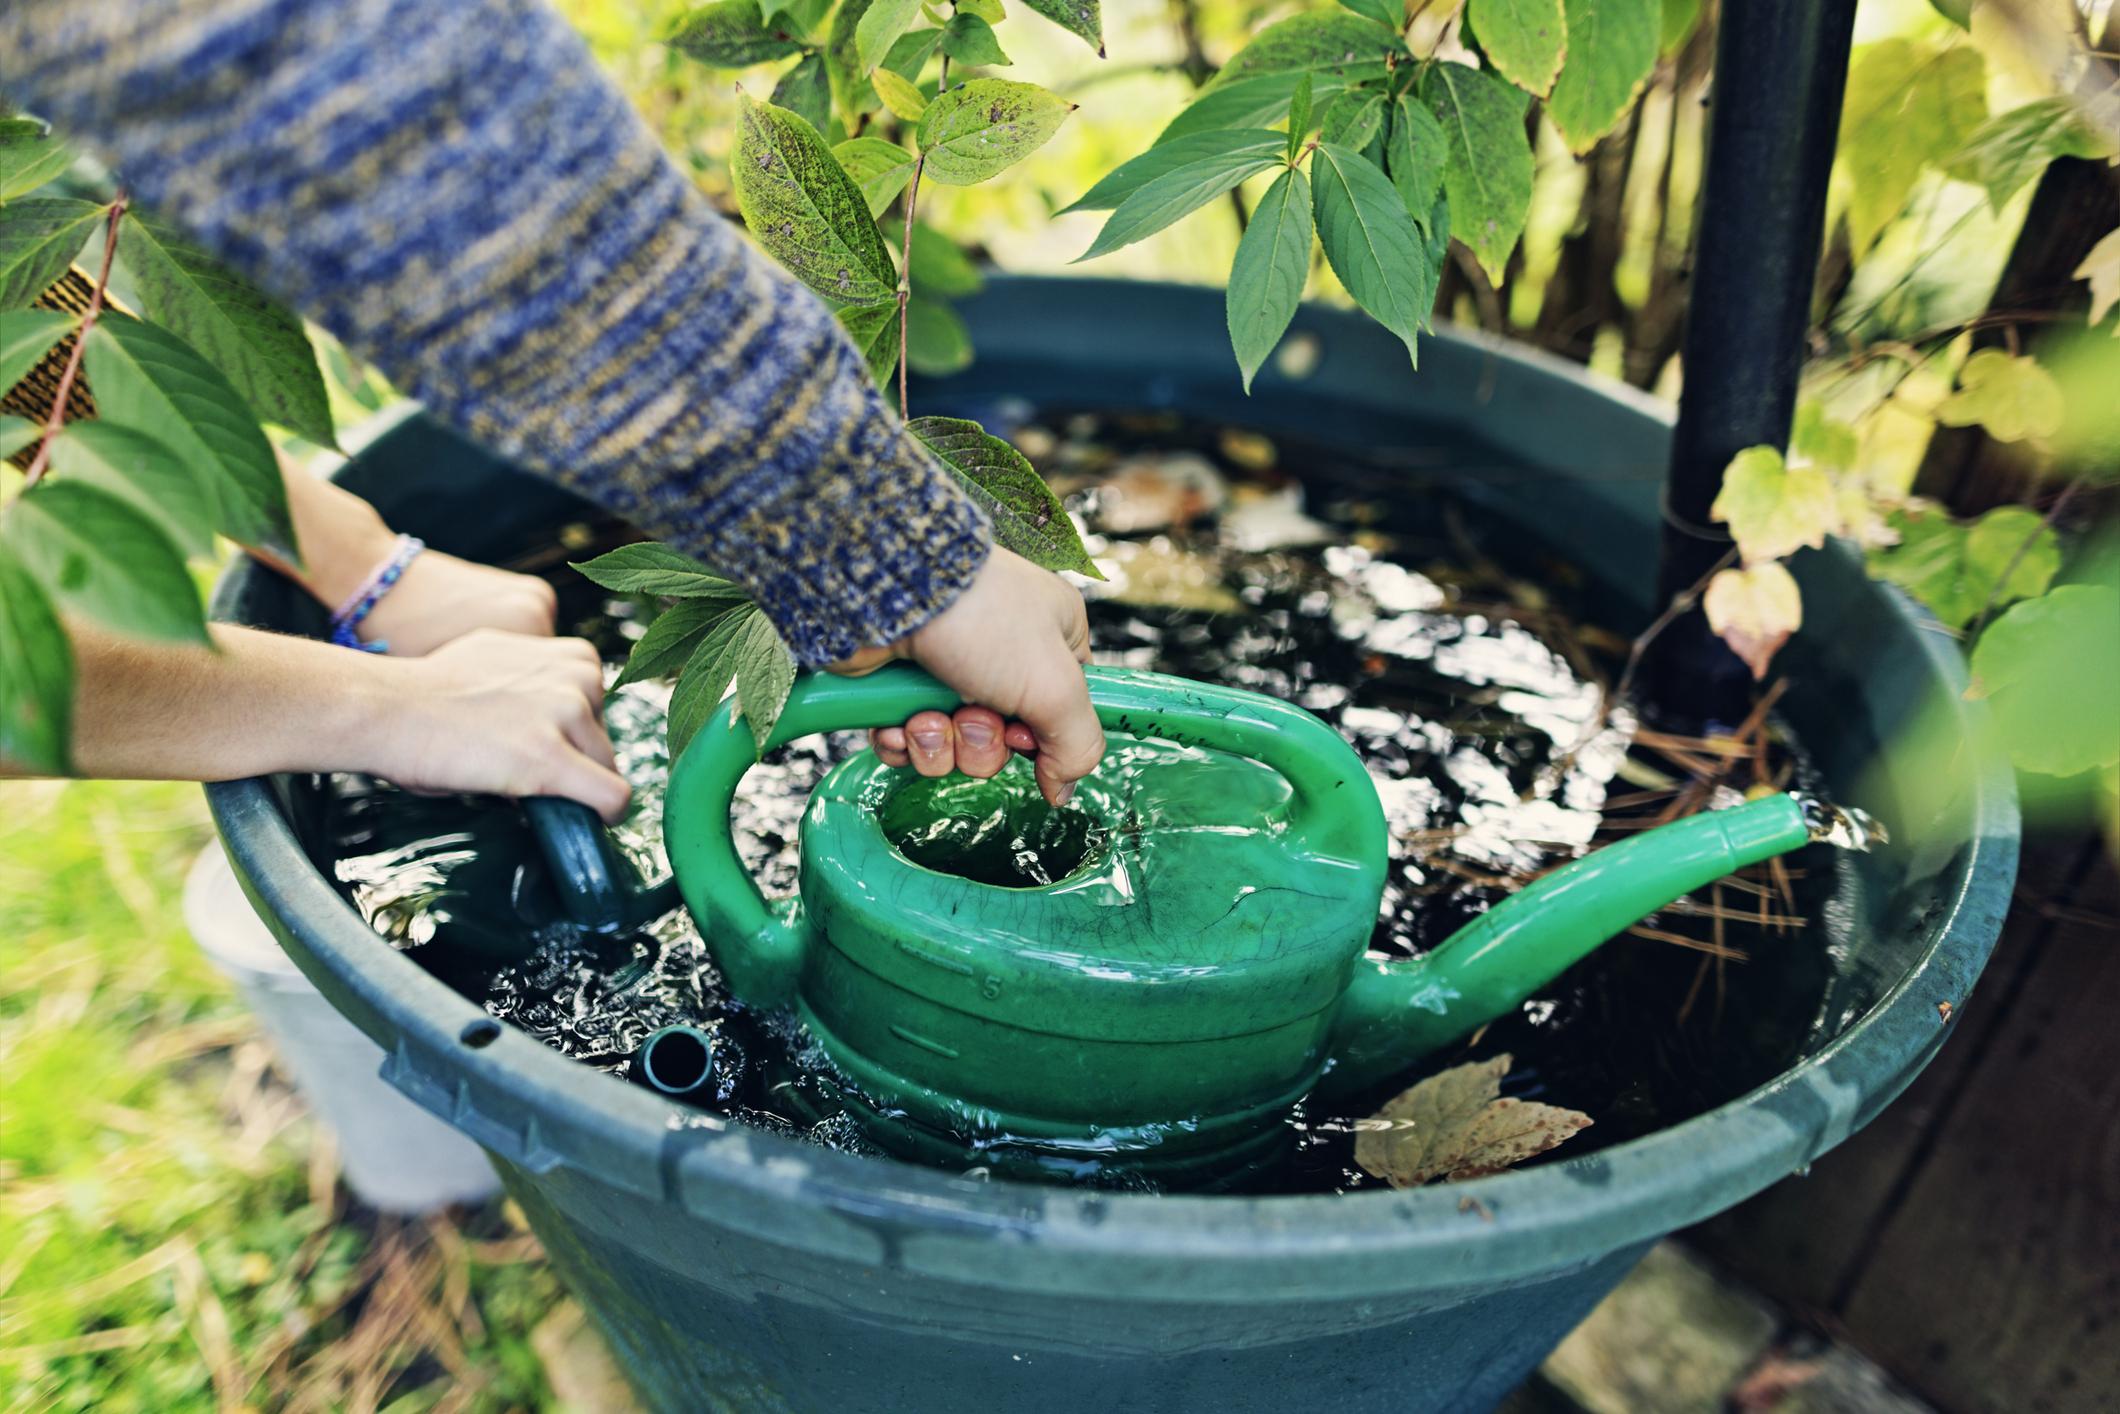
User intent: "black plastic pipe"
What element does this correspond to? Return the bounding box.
[1647,0,1861,726]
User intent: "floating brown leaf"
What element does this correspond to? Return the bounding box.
[1354,1053,1592,1187]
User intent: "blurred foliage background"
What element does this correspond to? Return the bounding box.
[4,0,2116,1409]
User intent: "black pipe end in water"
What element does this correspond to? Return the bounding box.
[631,1024,735,1102]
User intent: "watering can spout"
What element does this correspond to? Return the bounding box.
[1317,793,1814,1100]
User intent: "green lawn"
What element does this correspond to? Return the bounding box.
[0,780,568,1413]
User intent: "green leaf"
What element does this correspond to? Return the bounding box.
[0,547,72,774]
[1709,445,1837,566]
[1659,0,1701,54]
[82,312,293,558]
[667,605,760,759]
[666,0,809,65]
[0,198,105,311]
[1206,12,1399,92]
[0,121,73,202]
[1420,62,1533,282]
[1311,141,1432,365]
[917,79,1074,186]
[908,222,984,296]
[0,414,37,461]
[836,302,903,389]
[1947,97,2114,213]
[958,0,1005,18]
[732,612,799,751]
[1020,0,1102,54]
[570,542,744,597]
[833,137,919,216]
[904,296,972,374]
[1868,504,2061,629]
[827,0,881,119]
[771,53,835,137]
[907,416,1102,576]
[115,214,337,448]
[1838,39,1987,253]
[857,0,926,75]
[1061,130,1285,213]
[44,421,216,559]
[1338,0,1403,28]
[1969,584,2120,777]
[881,25,944,78]
[1076,141,1284,260]
[615,596,746,688]
[1319,88,1387,151]
[1157,72,1353,148]
[1545,0,1657,153]
[730,96,899,306]
[1934,349,2063,444]
[1387,94,1448,220]
[872,67,931,122]
[1228,165,1313,393]
[0,307,74,392]
[941,13,1011,65]
[1287,74,1316,165]
[1473,0,1567,97]
[2,481,207,644]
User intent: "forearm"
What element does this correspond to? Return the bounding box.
[2,621,394,782]
[0,0,990,666]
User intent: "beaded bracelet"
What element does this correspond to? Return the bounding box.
[328,534,425,652]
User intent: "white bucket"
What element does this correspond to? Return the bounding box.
[184,841,501,1214]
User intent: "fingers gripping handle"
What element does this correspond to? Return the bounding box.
[660,662,1385,1009]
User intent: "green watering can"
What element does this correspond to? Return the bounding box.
[532,664,1814,1182]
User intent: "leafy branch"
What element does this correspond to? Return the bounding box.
[16,194,123,496]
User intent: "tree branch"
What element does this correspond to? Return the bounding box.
[18,194,126,497]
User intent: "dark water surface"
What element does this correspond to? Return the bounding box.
[315,411,1845,1194]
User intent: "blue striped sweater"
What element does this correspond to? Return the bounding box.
[0,0,993,667]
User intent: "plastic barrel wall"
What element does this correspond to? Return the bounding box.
[208,279,2017,1414]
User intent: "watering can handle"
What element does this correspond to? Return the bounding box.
[660,662,1382,1009]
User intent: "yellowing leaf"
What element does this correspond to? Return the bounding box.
[1710,445,1838,565]
[1838,40,1987,254]
[1354,1054,1592,1187]
[2074,226,2120,330]
[1934,348,2064,443]
[1704,561,1802,680]
[871,67,929,122]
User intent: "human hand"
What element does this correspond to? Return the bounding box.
[264,460,558,655]
[356,548,559,656]
[835,547,1102,806]
[359,629,630,821]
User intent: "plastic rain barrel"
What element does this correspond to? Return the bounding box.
[206,279,2017,1414]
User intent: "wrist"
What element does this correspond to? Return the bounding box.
[281,473,402,609]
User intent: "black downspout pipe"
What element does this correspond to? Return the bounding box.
[1646,0,1861,727]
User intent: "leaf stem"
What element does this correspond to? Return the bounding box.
[18,194,127,498]
[897,152,925,421]
[896,54,948,421]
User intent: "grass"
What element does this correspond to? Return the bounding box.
[0,780,571,1413]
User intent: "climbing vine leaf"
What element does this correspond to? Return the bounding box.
[730,96,899,307]
[1710,446,1838,566]
[1544,0,1657,153]
[1419,63,1533,283]
[907,416,1102,577]
[1473,0,1567,97]
[1311,141,1433,366]
[1228,165,1313,393]
[917,79,1075,185]
[1704,561,1803,680]
[1933,349,2064,444]
[1865,504,2060,630]
[1968,584,2120,777]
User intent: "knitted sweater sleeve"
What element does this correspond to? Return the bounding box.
[0,0,992,667]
